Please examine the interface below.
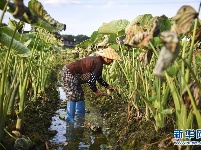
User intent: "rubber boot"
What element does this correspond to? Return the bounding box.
[66,122,75,141]
[66,102,76,122]
[75,101,85,128]
[75,101,85,116]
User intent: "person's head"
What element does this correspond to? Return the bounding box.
[95,47,121,65]
[102,57,114,65]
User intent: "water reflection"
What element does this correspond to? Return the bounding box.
[49,87,108,150]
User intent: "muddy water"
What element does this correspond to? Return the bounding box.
[49,87,109,150]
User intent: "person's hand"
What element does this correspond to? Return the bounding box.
[107,86,116,92]
[94,91,107,97]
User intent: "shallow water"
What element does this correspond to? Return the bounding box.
[49,87,109,150]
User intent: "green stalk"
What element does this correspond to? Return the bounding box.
[181,40,187,91]
[0,0,9,26]
[179,64,201,128]
[117,59,132,89]
[16,33,39,131]
[3,70,17,116]
[7,57,20,115]
[0,21,19,142]
[7,80,20,115]
[165,74,185,128]
[185,3,201,84]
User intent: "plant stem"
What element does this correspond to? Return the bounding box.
[0,0,9,26]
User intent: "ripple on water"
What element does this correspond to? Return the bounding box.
[49,87,108,150]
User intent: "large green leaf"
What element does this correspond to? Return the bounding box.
[8,19,25,31]
[28,0,65,31]
[1,26,22,41]
[0,26,46,51]
[158,15,172,32]
[76,39,91,49]
[2,0,65,33]
[98,19,130,36]
[125,14,153,33]
[90,31,104,44]
[76,31,100,48]
[0,32,30,55]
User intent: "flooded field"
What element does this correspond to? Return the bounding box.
[49,87,110,150]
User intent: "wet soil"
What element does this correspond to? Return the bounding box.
[2,70,61,150]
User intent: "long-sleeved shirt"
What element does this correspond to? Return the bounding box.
[66,56,109,92]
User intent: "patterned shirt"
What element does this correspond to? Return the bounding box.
[66,56,109,92]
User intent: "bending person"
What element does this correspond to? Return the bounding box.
[61,47,121,123]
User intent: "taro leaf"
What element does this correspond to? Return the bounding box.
[124,14,172,48]
[76,39,91,49]
[1,26,22,41]
[97,34,117,47]
[1,26,45,51]
[77,31,102,48]
[28,0,66,31]
[8,19,24,31]
[90,31,108,45]
[124,23,144,46]
[90,31,99,43]
[161,109,173,114]
[0,33,30,55]
[32,19,59,33]
[98,19,130,36]
[172,5,198,35]
[149,37,162,48]
[78,31,117,49]
[90,31,105,44]
[108,34,117,43]
[124,14,154,47]
[96,35,109,47]
[5,0,65,33]
[158,15,172,32]
[125,14,153,33]
[7,1,38,24]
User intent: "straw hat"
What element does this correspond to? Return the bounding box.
[96,47,121,61]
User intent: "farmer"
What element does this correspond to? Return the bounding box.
[61,47,121,123]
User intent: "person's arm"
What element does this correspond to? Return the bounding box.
[96,76,109,88]
[97,76,116,91]
[88,72,107,96]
